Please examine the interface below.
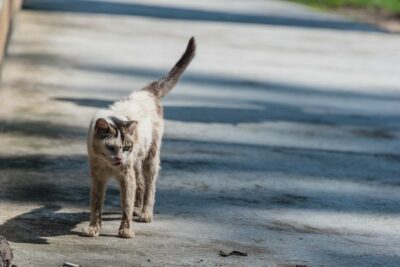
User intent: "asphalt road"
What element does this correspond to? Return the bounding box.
[1,0,400,266]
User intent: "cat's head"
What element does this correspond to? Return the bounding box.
[92,117,137,167]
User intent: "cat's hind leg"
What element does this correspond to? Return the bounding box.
[133,161,144,217]
[136,148,160,223]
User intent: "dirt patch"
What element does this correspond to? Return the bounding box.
[338,7,400,33]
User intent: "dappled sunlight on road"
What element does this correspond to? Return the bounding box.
[1,0,400,266]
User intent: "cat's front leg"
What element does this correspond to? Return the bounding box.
[82,173,107,237]
[117,169,136,238]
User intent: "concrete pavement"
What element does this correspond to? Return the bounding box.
[1,0,400,266]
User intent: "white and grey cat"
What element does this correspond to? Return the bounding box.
[83,37,196,238]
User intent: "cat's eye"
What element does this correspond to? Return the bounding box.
[106,144,115,151]
[123,146,131,152]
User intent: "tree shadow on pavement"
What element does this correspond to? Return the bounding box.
[157,137,400,212]
[22,55,397,101]
[0,138,399,244]
[0,154,120,207]
[0,205,87,244]
[53,96,400,130]
[22,0,386,33]
[12,52,400,103]
[9,51,399,129]
[0,205,123,244]
[0,153,122,244]
[0,120,86,139]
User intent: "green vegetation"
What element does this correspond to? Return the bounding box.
[289,0,400,15]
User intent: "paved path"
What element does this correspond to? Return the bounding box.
[1,0,400,266]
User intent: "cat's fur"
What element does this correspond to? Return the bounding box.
[83,37,196,238]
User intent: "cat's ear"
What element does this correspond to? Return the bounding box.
[95,118,109,130]
[95,118,115,138]
[125,120,137,135]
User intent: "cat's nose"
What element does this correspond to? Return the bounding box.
[115,156,122,161]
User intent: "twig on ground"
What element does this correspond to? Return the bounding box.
[218,250,248,257]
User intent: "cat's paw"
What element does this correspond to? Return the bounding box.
[134,212,153,223]
[118,228,134,238]
[133,207,142,217]
[82,225,100,237]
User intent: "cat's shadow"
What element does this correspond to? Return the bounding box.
[0,205,122,244]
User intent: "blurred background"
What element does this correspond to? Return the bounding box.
[0,0,400,266]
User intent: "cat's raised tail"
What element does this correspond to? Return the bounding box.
[144,37,196,98]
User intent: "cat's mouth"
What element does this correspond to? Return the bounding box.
[113,160,123,166]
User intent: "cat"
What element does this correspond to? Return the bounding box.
[82,37,196,238]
